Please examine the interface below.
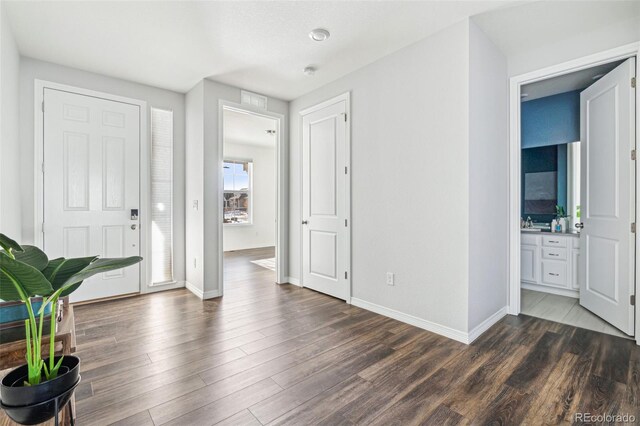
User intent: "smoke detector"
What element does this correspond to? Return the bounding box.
[309,28,330,42]
[304,66,316,76]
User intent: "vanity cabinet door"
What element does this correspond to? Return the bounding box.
[521,245,538,284]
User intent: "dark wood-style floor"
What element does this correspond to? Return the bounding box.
[68,248,640,425]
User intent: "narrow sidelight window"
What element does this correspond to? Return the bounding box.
[151,108,174,284]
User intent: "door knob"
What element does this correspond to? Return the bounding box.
[302,220,308,225]
[131,224,137,230]
[575,223,584,229]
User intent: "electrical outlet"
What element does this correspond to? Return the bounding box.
[386,272,395,286]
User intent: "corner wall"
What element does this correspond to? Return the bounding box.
[289,20,472,334]
[0,5,22,238]
[467,21,509,333]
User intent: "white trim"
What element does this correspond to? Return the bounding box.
[34,79,150,295]
[298,92,352,302]
[146,280,185,294]
[507,44,640,345]
[286,276,301,286]
[467,307,508,344]
[521,283,579,299]
[185,281,219,300]
[218,101,287,294]
[351,297,470,344]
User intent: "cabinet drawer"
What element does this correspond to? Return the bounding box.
[542,235,567,248]
[541,260,568,287]
[542,247,567,261]
[521,234,540,246]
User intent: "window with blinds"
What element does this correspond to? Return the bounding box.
[151,108,174,284]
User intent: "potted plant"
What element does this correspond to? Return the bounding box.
[0,233,141,425]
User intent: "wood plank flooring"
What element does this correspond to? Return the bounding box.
[61,248,640,425]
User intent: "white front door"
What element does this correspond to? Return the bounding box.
[579,58,636,335]
[43,88,141,302]
[301,96,350,301]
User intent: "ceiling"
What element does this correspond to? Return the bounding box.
[4,1,516,100]
[521,59,625,101]
[224,109,276,148]
[473,0,640,59]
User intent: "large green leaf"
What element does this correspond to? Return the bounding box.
[0,252,54,301]
[12,245,49,272]
[58,256,142,297]
[0,234,23,254]
[42,256,97,291]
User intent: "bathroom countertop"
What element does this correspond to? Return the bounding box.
[521,229,580,237]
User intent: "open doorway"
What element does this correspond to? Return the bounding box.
[222,107,279,293]
[510,48,639,342]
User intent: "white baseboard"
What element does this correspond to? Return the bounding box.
[522,283,579,298]
[467,306,508,344]
[185,281,220,300]
[145,280,185,294]
[286,277,301,286]
[351,298,469,344]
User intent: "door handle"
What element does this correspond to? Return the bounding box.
[575,223,584,229]
[131,224,137,230]
[302,221,308,225]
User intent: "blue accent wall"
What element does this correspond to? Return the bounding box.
[521,90,580,149]
[521,90,579,222]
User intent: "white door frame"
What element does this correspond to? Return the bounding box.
[218,101,286,292]
[299,92,352,303]
[507,43,640,342]
[33,80,150,294]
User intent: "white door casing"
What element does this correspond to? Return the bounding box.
[301,95,350,301]
[43,88,141,302]
[579,57,636,335]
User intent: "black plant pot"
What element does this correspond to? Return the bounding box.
[0,356,80,425]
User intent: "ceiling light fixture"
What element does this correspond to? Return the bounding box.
[309,28,330,42]
[304,66,316,76]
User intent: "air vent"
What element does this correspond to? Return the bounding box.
[241,90,268,110]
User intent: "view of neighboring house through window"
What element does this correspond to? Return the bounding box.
[224,160,252,224]
[151,107,174,284]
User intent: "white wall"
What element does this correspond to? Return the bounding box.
[184,78,288,298]
[223,141,276,252]
[468,21,509,330]
[18,57,187,284]
[185,81,204,292]
[506,15,640,77]
[0,6,22,238]
[289,20,471,333]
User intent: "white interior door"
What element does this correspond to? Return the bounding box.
[302,97,349,301]
[579,58,636,335]
[43,88,141,302]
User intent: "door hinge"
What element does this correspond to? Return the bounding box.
[345,166,348,174]
[632,223,636,233]
[632,150,636,160]
[345,219,348,227]
[344,271,348,279]
[342,113,347,122]
[632,77,636,88]
[631,295,636,306]
[41,162,44,173]
[42,101,44,112]
[42,222,45,234]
